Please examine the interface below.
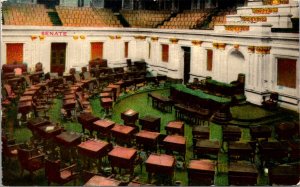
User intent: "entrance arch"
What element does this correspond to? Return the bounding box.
[227,50,246,82]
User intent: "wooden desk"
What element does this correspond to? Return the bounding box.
[55,131,82,147]
[78,139,111,159]
[249,126,271,140]
[111,124,135,146]
[63,99,76,110]
[165,121,184,135]
[228,162,258,186]
[192,126,210,140]
[223,126,241,142]
[148,92,173,113]
[288,140,300,160]
[108,146,137,175]
[107,84,120,101]
[275,122,297,140]
[258,141,289,167]
[92,119,115,138]
[18,101,32,122]
[77,113,100,133]
[23,90,37,96]
[228,142,254,162]
[269,163,300,185]
[27,117,50,134]
[101,98,113,114]
[121,109,139,126]
[139,116,161,132]
[194,140,220,158]
[36,124,63,139]
[19,96,33,102]
[163,135,186,158]
[188,159,215,185]
[135,130,160,151]
[84,175,121,186]
[145,154,175,183]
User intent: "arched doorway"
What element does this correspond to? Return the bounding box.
[227,50,245,82]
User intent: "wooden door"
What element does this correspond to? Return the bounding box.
[51,43,66,76]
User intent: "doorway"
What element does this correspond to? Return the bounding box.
[182,47,191,84]
[227,50,245,82]
[51,43,67,76]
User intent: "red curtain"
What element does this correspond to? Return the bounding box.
[162,44,169,62]
[277,58,296,88]
[207,49,213,71]
[124,42,129,58]
[6,43,23,64]
[91,42,103,60]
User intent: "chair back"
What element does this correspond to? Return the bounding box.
[35,62,43,72]
[74,73,81,82]
[24,75,32,87]
[4,84,14,96]
[17,148,31,169]
[69,68,76,75]
[45,159,61,181]
[270,92,279,101]
[83,72,91,80]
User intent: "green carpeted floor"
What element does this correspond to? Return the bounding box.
[2,87,299,186]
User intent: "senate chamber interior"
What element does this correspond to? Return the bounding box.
[1,0,299,186]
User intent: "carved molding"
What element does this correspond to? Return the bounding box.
[213,42,226,50]
[255,46,271,54]
[241,16,267,23]
[169,38,179,44]
[248,46,255,53]
[191,40,202,46]
[134,36,146,40]
[225,25,250,33]
[252,8,278,14]
[151,36,159,41]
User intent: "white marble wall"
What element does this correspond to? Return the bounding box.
[1,26,299,111]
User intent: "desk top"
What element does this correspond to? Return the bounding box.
[228,142,252,150]
[228,162,258,174]
[163,135,186,145]
[78,139,109,153]
[101,98,113,103]
[259,141,288,150]
[78,113,99,122]
[23,90,36,96]
[192,126,210,134]
[93,119,115,128]
[84,175,121,186]
[135,130,160,140]
[19,96,33,102]
[122,109,138,117]
[171,84,231,104]
[249,126,271,133]
[56,131,81,145]
[108,146,137,160]
[166,121,184,129]
[140,115,160,122]
[270,164,300,176]
[111,124,135,135]
[223,126,241,133]
[149,93,172,102]
[37,124,62,137]
[196,140,220,149]
[64,99,76,104]
[27,117,50,128]
[188,159,215,171]
[146,154,175,168]
[18,101,32,107]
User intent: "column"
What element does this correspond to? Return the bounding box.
[253,46,271,92]
[245,46,255,90]
[218,43,227,82]
[168,38,181,79]
[134,36,147,61]
[190,40,203,76]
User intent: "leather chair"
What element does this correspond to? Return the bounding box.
[17,147,45,178]
[2,136,23,162]
[262,92,279,110]
[45,158,78,185]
